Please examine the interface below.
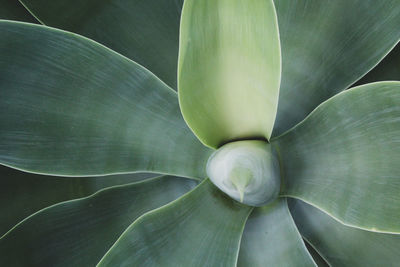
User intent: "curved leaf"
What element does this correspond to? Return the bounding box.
[0,20,212,178]
[0,165,155,236]
[0,176,196,266]
[273,0,400,136]
[238,199,316,267]
[98,179,252,266]
[19,0,183,88]
[290,199,400,266]
[355,43,400,85]
[304,241,330,267]
[178,0,281,148]
[0,0,36,22]
[274,81,400,233]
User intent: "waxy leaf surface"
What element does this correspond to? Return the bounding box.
[178,0,281,148]
[304,241,330,267]
[290,199,400,267]
[19,0,183,88]
[99,179,252,266]
[238,199,316,267]
[275,82,400,233]
[0,176,195,266]
[273,0,400,136]
[356,43,400,85]
[0,165,155,236]
[0,21,211,178]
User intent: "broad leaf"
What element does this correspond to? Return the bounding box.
[274,82,400,233]
[0,0,37,22]
[238,199,316,267]
[0,20,211,178]
[0,165,155,236]
[98,179,252,266]
[178,0,281,148]
[19,0,183,88]
[290,199,400,266]
[273,0,400,136]
[0,176,196,266]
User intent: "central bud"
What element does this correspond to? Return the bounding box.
[206,140,280,207]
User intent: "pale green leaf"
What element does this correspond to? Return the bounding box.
[274,81,400,233]
[0,20,211,178]
[273,0,400,136]
[178,0,281,148]
[290,199,400,267]
[19,0,183,88]
[0,176,196,266]
[98,179,252,266]
[238,199,316,267]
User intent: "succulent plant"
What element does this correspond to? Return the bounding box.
[1,0,400,266]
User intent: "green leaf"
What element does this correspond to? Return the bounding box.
[356,43,400,85]
[0,20,212,178]
[0,0,37,22]
[0,165,156,236]
[178,0,281,148]
[19,0,183,89]
[238,199,316,267]
[273,0,400,136]
[304,241,330,267]
[98,179,252,266]
[274,81,400,233]
[0,176,196,266]
[289,199,400,267]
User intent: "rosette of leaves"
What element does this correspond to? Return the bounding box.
[1,0,400,266]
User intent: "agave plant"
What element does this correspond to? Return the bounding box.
[1,0,400,266]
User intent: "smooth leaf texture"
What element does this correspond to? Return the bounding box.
[355,43,400,85]
[0,0,37,22]
[273,0,400,136]
[304,241,330,267]
[290,199,400,266]
[178,0,281,148]
[0,165,155,236]
[19,0,183,88]
[99,179,252,266]
[274,82,400,233]
[0,176,196,266]
[238,199,316,267]
[0,20,212,178]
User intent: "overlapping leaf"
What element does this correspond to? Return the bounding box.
[0,176,196,266]
[356,43,400,85]
[238,199,316,266]
[304,241,330,267]
[99,180,252,266]
[0,20,212,178]
[275,82,400,233]
[19,0,183,88]
[0,0,36,22]
[290,199,400,266]
[0,165,155,236]
[273,0,400,136]
[0,1,399,266]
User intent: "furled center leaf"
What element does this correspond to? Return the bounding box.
[178,0,281,148]
[206,140,280,206]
